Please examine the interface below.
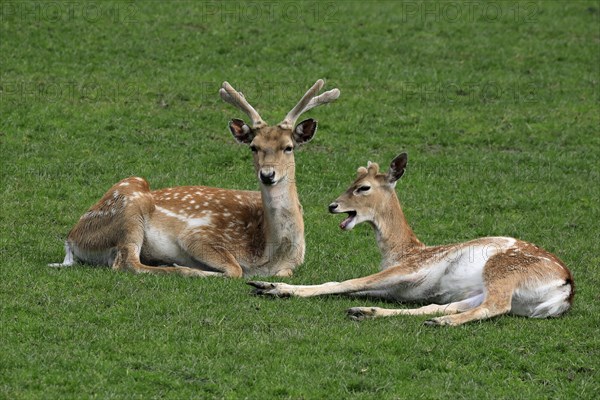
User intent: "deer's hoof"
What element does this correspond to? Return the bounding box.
[424,317,451,327]
[347,307,378,321]
[248,281,288,297]
[247,281,275,289]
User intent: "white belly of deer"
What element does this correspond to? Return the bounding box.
[142,224,196,267]
[396,238,515,303]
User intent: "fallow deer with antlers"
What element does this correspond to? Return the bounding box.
[50,80,340,278]
[250,153,574,325]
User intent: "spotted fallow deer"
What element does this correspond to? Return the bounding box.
[250,153,575,325]
[49,80,340,278]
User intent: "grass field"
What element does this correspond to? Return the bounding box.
[1,1,599,398]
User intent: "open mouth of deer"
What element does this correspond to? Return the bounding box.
[338,211,357,230]
[329,203,358,230]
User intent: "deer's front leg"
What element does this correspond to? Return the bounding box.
[249,265,419,298]
[248,281,342,297]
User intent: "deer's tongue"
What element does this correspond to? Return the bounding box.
[339,213,356,230]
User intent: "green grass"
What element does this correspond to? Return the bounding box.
[1,1,599,398]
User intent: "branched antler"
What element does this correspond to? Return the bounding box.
[279,79,340,130]
[220,82,266,128]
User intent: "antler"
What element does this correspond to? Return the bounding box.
[279,79,340,130]
[220,82,266,129]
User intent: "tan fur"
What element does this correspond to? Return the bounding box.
[250,154,575,326]
[50,80,340,278]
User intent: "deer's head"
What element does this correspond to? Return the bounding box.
[221,80,340,186]
[329,153,408,230]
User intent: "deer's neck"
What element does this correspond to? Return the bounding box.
[372,193,424,269]
[260,178,304,249]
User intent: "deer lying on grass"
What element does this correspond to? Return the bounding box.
[49,80,340,278]
[250,153,575,325]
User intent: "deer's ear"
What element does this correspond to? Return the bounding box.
[293,118,318,144]
[387,153,408,183]
[229,119,254,144]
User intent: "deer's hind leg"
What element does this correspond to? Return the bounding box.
[425,275,515,326]
[111,194,217,277]
[426,262,573,326]
[113,242,219,277]
[65,177,213,277]
[424,294,513,326]
[347,293,485,321]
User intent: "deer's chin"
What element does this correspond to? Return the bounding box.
[339,211,357,230]
[259,177,280,187]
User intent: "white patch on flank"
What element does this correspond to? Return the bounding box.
[430,243,504,303]
[119,182,130,187]
[417,238,515,303]
[187,214,212,228]
[155,205,189,222]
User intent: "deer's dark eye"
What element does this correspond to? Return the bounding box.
[250,145,258,153]
[357,185,371,193]
[284,146,294,153]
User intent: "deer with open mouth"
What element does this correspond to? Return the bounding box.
[250,153,574,326]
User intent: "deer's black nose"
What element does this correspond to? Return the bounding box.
[260,171,276,185]
[328,203,339,213]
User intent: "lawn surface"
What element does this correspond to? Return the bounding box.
[1,1,599,399]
